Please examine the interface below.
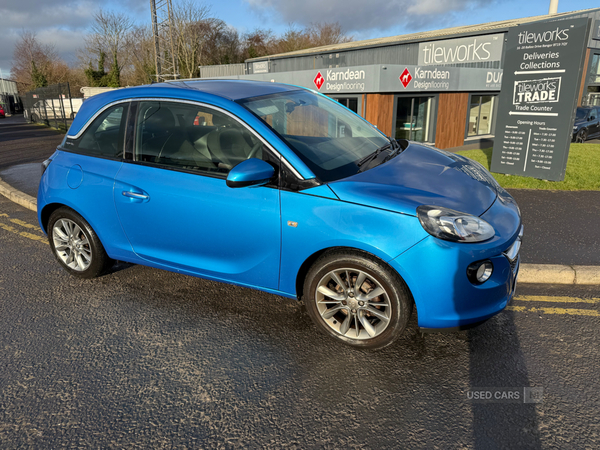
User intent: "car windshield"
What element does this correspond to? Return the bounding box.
[238,90,390,182]
[575,108,588,120]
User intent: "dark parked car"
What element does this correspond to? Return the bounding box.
[573,106,600,142]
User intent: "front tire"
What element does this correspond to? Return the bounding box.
[303,251,412,350]
[48,207,113,279]
[576,129,588,143]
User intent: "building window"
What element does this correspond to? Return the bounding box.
[331,96,360,114]
[395,96,433,142]
[468,95,495,137]
[590,54,600,84]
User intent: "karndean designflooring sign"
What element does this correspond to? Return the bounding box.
[491,18,591,181]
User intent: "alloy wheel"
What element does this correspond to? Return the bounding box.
[52,218,92,272]
[315,268,391,340]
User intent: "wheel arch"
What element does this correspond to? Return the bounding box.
[40,202,70,233]
[295,246,414,304]
[577,127,589,141]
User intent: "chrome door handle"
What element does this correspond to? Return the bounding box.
[122,191,149,200]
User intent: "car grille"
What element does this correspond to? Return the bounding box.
[504,226,523,274]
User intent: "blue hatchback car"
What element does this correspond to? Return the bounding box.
[38,80,522,349]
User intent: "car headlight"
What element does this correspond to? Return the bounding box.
[573,126,578,130]
[417,205,495,243]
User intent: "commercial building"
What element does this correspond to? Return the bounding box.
[0,78,20,115]
[202,8,600,150]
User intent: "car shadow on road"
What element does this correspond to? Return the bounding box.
[468,311,542,449]
[106,260,136,275]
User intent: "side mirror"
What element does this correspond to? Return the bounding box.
[226,158,275,188]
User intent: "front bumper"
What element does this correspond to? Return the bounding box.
[391,224,522,330]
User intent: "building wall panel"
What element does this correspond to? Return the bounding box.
[365,94,394,137]
[579,49,592,106]
[435,93,469,149]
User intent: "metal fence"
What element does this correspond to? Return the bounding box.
[22,83,77,132]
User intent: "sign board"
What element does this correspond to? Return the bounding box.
[252,61,269,74]
[380,66,503,92]
[228,64,503,94]
[418,34,505,66]
[491,18,591,182]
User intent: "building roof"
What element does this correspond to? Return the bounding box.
[247,8,600,61]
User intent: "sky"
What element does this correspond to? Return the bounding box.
[0,0,597,78]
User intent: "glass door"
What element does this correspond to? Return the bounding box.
[468,95,495,136]
[395,97,432,142]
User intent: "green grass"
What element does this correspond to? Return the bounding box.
[457,143,600,191]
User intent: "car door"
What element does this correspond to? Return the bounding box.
[589,108,600,138]
[113,100,281,290]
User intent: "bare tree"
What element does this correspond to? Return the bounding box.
[172,0,213,79]
[272,22,352,55]
[122,25,156,85]
[306,22,353,48]
[274,24,311,54]
[11,31,60,92]
[83,9,134,86]
[202,21,243,66]
[242,29,275,60]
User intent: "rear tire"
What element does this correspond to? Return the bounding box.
[48,207,114,279]
[303,251,412,350]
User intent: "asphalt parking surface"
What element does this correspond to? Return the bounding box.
[0,196,598,448]
[0,116,63,170]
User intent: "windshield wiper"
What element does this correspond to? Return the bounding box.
[382,139,405,162]
[356,141,393,169]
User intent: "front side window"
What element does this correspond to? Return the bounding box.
[135,101,268,175]
[239,90,389,182]
[65,103,128,158]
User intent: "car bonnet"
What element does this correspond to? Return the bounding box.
[327,142,499,217]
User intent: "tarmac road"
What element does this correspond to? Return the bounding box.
[0,115,63,170]
[1,194,599,448]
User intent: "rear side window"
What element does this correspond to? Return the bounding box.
[65,103,128,158]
